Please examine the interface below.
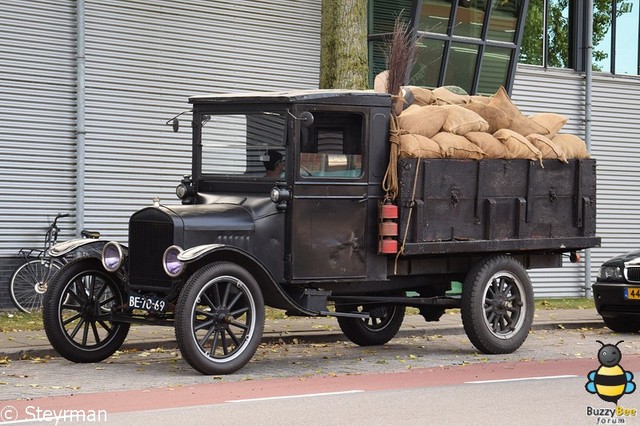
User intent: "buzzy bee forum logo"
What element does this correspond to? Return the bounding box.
[585,340,638,423]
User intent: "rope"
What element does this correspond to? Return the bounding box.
[382,111,401,201]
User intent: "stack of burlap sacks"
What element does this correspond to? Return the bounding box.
[396,86,590,163]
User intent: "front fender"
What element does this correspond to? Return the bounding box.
[177,244,225,263]
[48,239,127,259]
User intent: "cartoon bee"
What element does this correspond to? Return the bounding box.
[586,340,636,404]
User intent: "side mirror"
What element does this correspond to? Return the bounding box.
[299,111,314,128]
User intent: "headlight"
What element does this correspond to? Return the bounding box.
[598,265,623,280]
[102,242,124,272]
[176,183,189,199]
[163,245,185,277]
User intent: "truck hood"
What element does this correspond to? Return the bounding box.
[166,203,255,232]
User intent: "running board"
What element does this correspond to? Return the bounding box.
[320,310,370,319]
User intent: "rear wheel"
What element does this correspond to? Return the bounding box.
[10,258,62,313]
[43,257,129,362]
[603,316,640,333]
[175,262,264,375]
[461,255,534,354]
[336,303,405,346]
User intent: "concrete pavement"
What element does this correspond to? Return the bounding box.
[0,308,605,360]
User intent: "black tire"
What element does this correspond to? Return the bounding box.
[336,303,405,346]
[10,258,62,313]
[42,257,130,363]
[461,255,534,354]
[175,262,265,375]
[603,316,640,333]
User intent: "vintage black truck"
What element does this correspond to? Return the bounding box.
[43,90,600,374]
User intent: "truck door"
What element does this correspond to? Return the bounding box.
[288,107,368,281]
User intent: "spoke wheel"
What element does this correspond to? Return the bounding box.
[336,303,405,346]
[175,262,264,375]
[43,257,129,363]
[462,255,534,354]
[10,259,62,313]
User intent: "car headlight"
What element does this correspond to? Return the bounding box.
[163,245,185,277]
[102,242,124,272]
[598,265,623,280]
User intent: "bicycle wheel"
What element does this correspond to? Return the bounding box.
[10,258,62,313]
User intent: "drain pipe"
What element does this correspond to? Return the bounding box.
[76,0,86,237]
[584,0,593,297]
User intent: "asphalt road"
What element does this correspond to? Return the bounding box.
[1,324,640,424]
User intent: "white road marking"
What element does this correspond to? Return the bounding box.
[227,390,365,403]
[466,375,578,384]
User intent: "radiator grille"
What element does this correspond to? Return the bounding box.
[128,219,174,291]
[627,267,640,283]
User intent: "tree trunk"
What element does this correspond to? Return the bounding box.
[320,0,368,89]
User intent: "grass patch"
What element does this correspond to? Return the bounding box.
[0,311,43,332]
[536,298,593,310]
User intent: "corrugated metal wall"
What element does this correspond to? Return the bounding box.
[82,0,321,240]
[512,65,640,297]
[0,0,321,308]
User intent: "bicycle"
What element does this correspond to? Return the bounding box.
[9,213,84,313]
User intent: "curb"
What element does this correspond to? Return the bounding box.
[2,319,604,361]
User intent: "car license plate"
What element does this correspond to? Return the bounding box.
[128,295,167,312]
[624,288,640,300]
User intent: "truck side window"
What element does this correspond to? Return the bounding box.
[300,112,363,178]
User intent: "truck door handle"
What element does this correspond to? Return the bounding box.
[358,194,368,203]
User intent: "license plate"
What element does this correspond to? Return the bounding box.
[624,288,640,300]
[128,295,167,312]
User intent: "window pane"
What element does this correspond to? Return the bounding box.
[547,0,570,68]
[444,42,479,93]
[410,38,445,87]
[477,46,512,95]
[615,0,639,75]
[419,0,453,34]
[453,1,488,39]
[520,0,543,65]
[488,0,523,42]
[593,0,614,72]
[370,0,414,34]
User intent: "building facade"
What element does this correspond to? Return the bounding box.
[1,0,639,307]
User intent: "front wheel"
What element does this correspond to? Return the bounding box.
[461,255,534,354]
[175,262,265,375]
[336,303,405,346]
[10,258,62,313]
[42,257,130,363]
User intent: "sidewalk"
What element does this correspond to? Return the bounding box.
[0,308,604,360]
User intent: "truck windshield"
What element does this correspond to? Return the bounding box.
[200,111,287,178]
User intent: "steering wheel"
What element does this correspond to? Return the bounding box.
[300,165,313,177]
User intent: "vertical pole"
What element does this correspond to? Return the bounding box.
[76,0,86,237]
[584,0,593,297]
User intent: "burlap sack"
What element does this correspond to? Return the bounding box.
[466,132,510,159]
[404,86,435,106]
[530,113,568,138]
[470,95,491,104]
[433,86,471,105]
[442,105,489,135]
[488,86,547,136]
[494,129,543,162]
[432,132,485,160]
[463,102,512,134]
[399,133,442,158]
[552,134,591,159]
[526,133,568,163]
[374,70,388,93]
[397,105,449,138]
